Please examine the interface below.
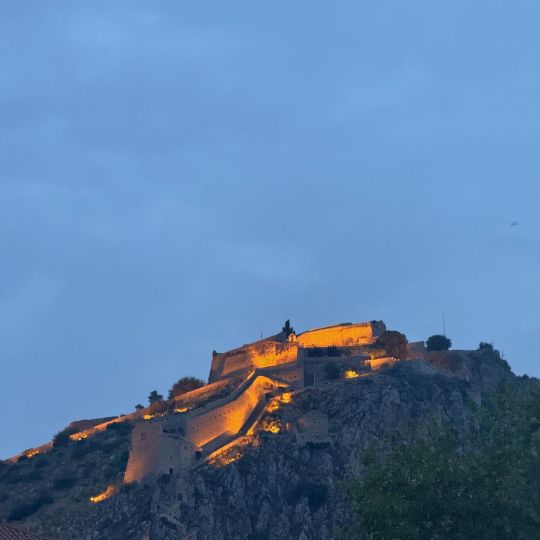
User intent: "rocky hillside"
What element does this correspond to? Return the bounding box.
[0,348,535,539]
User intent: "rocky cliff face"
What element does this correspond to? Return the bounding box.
[1,350,514,539]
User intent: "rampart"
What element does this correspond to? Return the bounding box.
[297,321,385,348]
[173,376,240,408]
[209,321,386,384]
[125,371,288,484]
[209,339,298,383]
[185,372,285,448]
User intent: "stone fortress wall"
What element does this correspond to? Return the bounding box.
[209,338,298,383]
[185,372,285,448]
[296,321,386,348]
[124,320,391,484]
[124,418,198,485]
[209,321,386,383]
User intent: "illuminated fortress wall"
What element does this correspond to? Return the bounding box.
[124,420,196,485]
[186,374,282,448]
[124,320,389,484]
[209,339,298,383]
[173,377,238,407]
[208,322,385,384]
[297,321,385,348]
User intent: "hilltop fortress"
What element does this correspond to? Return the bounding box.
[124,320,422,484]
[2,318,517,539]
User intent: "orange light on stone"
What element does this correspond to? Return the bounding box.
[264,421,281,434]
[174,407,189,413]
[143,414,155,420]
[89,485,118,503]
[70,433,88,441]
[267,400,280,412]
[25,449,40,458]
[281,392,292,403]
[344,370,359,379]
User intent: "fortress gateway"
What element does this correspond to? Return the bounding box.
[124,320,404,484]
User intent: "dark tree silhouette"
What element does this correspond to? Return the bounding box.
[282,319,295,337]
[375,331,408,359]
[148,390,163,405]
[135,404,144,410]
[426,334,452,351]
[148,400,169,415]
[52,428,77,448]
[168,376,205,399]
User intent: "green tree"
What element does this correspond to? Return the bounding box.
[168,376,205,399]
[426,334,452,351]
[375,330,408,359]
[282,319,295,337]
[135,403,144,410]
[148,390,163,405]
[344,381,540,539]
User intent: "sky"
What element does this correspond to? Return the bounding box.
[1,1,539,458]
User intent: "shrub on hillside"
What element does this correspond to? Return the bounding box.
[148,400,169,415]
[53,473,76,490]
[106,420,133,434]
[32,455,48,468]
[426,334,452,351]
[70,439,101,459]
[478,342,494,352]
[148,390,163,405]
[112,449,130,470]
[7,492,53,521]
[375,331,408,359]
[53,427,77,448]
[168,376,205,399]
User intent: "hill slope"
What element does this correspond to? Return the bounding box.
[1,349,538,539]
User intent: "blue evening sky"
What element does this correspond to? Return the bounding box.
[1,2,539,458]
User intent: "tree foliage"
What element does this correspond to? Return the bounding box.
[52,428,77,448]
[282,319,295,337]
[148,390,163,405]
[168,376,205,400]
[426,334,452,351]
[375,331,408,359]
[148,400,169,415]
[344,380,540,539]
